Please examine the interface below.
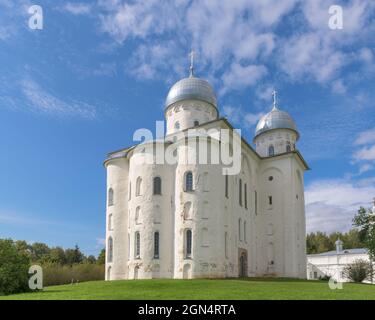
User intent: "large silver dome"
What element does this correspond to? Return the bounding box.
[255,107,299,139]
[165,76,217,110]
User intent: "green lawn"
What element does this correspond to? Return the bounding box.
[1,278,375,300]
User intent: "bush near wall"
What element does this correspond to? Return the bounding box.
[0,239,31,295]
[42,263,105,286]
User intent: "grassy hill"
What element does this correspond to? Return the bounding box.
[1,278,375,300]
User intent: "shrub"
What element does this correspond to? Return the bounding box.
[343,259,372,283]
[0,239,31,295]
[42,263,105,286]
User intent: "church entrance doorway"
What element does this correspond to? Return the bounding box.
[238,249,248,277]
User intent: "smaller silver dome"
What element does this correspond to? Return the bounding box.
[255,107,299,139]
[165,76,217,110]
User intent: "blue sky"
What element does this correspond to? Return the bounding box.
[0,0,374,256]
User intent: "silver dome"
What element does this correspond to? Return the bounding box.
[165,76,217,109]
[255,107,299,139]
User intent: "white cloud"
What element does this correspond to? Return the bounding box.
[358,163,373,174]
[96,0,375,94]
[21,78,97,119]
[358,48,373,64]
[354,128,375,145]
[221,63,267,94]
[305,179,375,233]
[62,2,92,15]
[331,79,346,94]
[222,105,264,129]
[354,145,375,161]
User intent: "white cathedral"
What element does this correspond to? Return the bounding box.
[104,60,308,280]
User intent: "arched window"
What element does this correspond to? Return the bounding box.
[239,219,242,241]
[239,179,242,206]
[135,206,141,224]
[185,229,192,258]
[153,177,162,195]
[185,171,193,191]
[108,188,114,206]
[136,177,142,196]
[194,120,199,127]
[174,121,180,130]
[268,145,275,157]
[135,232,140,259]
[244,221,247,243]
[154,232,160,259]
[286,143,291,152]
[244,183,248,209]
[183,202,192,220]
[225,174,229,198]
[108,214,113,231]
[107,237,113,263]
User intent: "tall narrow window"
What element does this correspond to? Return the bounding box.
[154,232,160,259]
[107,237,113,263]
[135,206,141,224]
[136,177,142,196]
[268,196,273,206]
[108,188,114,206]
[108,214,113,231]
[239,219,242,241]
[128,182,131,200]
[225,174,228,198]
[239,179,242,206]
[268,145,275,156]
[244,183,248,209]
[255,191,258,215]
[185,171,193,191]
[185,229,192,258]
[244,221,247,243]
[135,232,140,258]
[174,121,180,130]
[153,177,162,195]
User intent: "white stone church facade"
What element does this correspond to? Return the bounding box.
[104,68,308,280]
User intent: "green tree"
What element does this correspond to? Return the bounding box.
[0,239,30,295]
[84,255,97,264]
[30,242,51,262]
[65,245,84,265]
[97,249,105,265]
[42,247,66,265]
[353,206,375,259]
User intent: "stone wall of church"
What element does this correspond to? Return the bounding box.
[257,154,306,278]
[105,157,129,280]
[127,144,174,279]
[165,100,218,135]
[105,123,307,280]
[254,129,297,157]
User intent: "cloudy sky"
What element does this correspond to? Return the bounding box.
[0,0,374,255]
